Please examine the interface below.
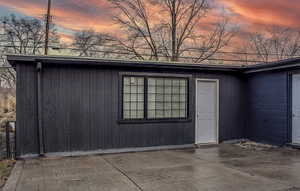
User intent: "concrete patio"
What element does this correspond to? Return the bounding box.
[4,144,300,191]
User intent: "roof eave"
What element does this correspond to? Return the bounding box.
[243,58,300,74]
[7,55,242,72]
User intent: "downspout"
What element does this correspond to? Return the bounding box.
[37,62,45,156]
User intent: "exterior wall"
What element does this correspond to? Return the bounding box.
[16,62,246,157]
[246,71,289,145]
[16,63,39,156]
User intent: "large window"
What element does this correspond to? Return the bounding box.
[148,78,187,119]
[122,75,188,120]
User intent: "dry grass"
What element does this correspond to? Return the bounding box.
[0,93,16,128]
[0,160,15,189]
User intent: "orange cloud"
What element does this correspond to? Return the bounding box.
[221,0,300,28]
[1,0,300,49]
[0,1,46,18]
[57,32,74,44]
[0,0,120,36]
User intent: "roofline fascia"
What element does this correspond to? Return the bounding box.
[7,54,300,74]
[39,59,241,72]
[243,63,300,74]
[7,55,242,72]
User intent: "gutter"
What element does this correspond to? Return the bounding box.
[36,62,45,156]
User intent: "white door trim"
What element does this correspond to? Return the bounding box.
[292,74,300,144]
[195,79,220,144]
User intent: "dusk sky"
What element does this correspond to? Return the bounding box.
[0,0,299,44]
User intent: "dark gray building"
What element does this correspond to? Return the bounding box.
[7,55,300,158]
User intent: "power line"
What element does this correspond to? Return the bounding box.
[58,47,266,63]
[0,46,266,63]
[0,44,288,63]
[0,39,298,63]
[0,42,299,58]
[0,31,299,57]
[0,31,297,57]
[69,41,300,57]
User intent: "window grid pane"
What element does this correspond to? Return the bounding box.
[147,77,187,119]
[123,77,144,119]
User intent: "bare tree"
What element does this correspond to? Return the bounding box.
[109,0,236,62]
[229,41,256,65]
[0,15,60,88]
[0,52,15,89]
[0,89,16,127]
[72,30,111,57]
[0,67,15,89]
[0,15,59,55]
[248,26,300,62]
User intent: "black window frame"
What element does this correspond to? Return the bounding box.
[118,72,192,124]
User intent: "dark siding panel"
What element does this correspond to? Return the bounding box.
[246,72,288,145]
[89,68,103,150]
[16,63,39,156]
[221,75,246,140]
[111,71,119,148]
[70,68,90,151]
[103,70,113,149]
[43,66,93,152]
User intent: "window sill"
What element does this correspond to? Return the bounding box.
[117,118,192,124]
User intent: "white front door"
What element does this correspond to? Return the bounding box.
[292,74,300,144]
[196,80,218,144]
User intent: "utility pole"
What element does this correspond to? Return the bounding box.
[44,0,52,55]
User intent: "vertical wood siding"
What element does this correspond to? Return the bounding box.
[16,63,39,156]
[246,71,288,145]
[16,63,246,156]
